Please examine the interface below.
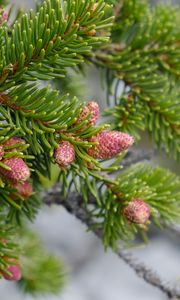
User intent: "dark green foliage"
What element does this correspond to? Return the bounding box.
[0,0,113,85]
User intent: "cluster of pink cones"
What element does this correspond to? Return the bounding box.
[54,101,134,168]
[0,137,32,200]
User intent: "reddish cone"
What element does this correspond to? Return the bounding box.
[12,181,33,199]
[76,101,100,127]
[2,11,8,22]
[0,10,8,24]
[0,157,30,182]
[54,141,75,167]
[88,130,134,159]
[0,145,4,160]
[123,199,150,224]
[3,264,21,281]
[3,137,25,151]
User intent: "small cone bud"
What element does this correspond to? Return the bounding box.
[76,101,100,127]
[0,10,8,25]
[54,141,75,167]
[123,199,150,224]
[88,130,134,159]
[2,11,8,22]
[0,145,4,160]
[12,181,33,199]
[0,157,30,182]
[3,137,25,152]
[3,264,21,281]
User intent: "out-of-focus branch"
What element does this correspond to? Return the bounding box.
[43,185,180,300]
[121,148,155,168]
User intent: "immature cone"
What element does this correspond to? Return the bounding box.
[54,141,75,167]
[3,264,21,281]
[88,130,134,159]
[3,137,25,151]
[76,101,100,127]
[12,181,33,199]
[2,11,8,22]
[123,199,150,224]
[0,10,8,24]
[0,157,30,182]
[0,145,4,160]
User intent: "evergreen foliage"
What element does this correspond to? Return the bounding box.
[0,0,179,296]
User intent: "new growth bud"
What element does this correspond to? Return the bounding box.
[3,137,25,151]
[3,264,21,281]
[123,199,150,224]
[76,101,100,127]
[0,157,30,182]
[12,181,33,199]
[88,130,134,159]
[54,141,75,167]
[0,145,4,160]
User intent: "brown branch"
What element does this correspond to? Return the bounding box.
[42,185,180,300]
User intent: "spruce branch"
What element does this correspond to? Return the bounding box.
[43,185,180,300]
[0,0,113,86]
[56,160,180,248]
[90,0,180,159]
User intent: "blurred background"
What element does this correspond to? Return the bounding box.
[0,1,180,300]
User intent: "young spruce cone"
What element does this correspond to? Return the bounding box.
[88,130,134,159]
[123,199,150,224]
[54,141,75,167]
[3,137,25,151]
[76,101,100,127]
[11,181,33,199]
[0,157,30,182]
[0,145,4,160]
[3,264,21,281]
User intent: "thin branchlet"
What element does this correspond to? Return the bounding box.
[43,185,180,299]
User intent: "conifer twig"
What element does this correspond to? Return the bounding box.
[43,186,180,299]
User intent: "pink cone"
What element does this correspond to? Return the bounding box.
[0,157,30,182]
[76,101,100,127]
[2,11,8,22]
[123,199,150,224]
[3,264,21,281]
[54,141,75,167]
[0,145,4,160]
[12,181,33,199]
[3,137,25,151]
[88,130,134,159]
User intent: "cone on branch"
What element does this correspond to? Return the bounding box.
[11,181,33,199]
[0,157,30,183]
[3,137,25,152]
[76,101,100,127]
[88,130,134,159]
[54,141,75,168]
[123,199,150,224]
[2,264,21,281]
[0,10,8,24]
[0,145,4,160]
